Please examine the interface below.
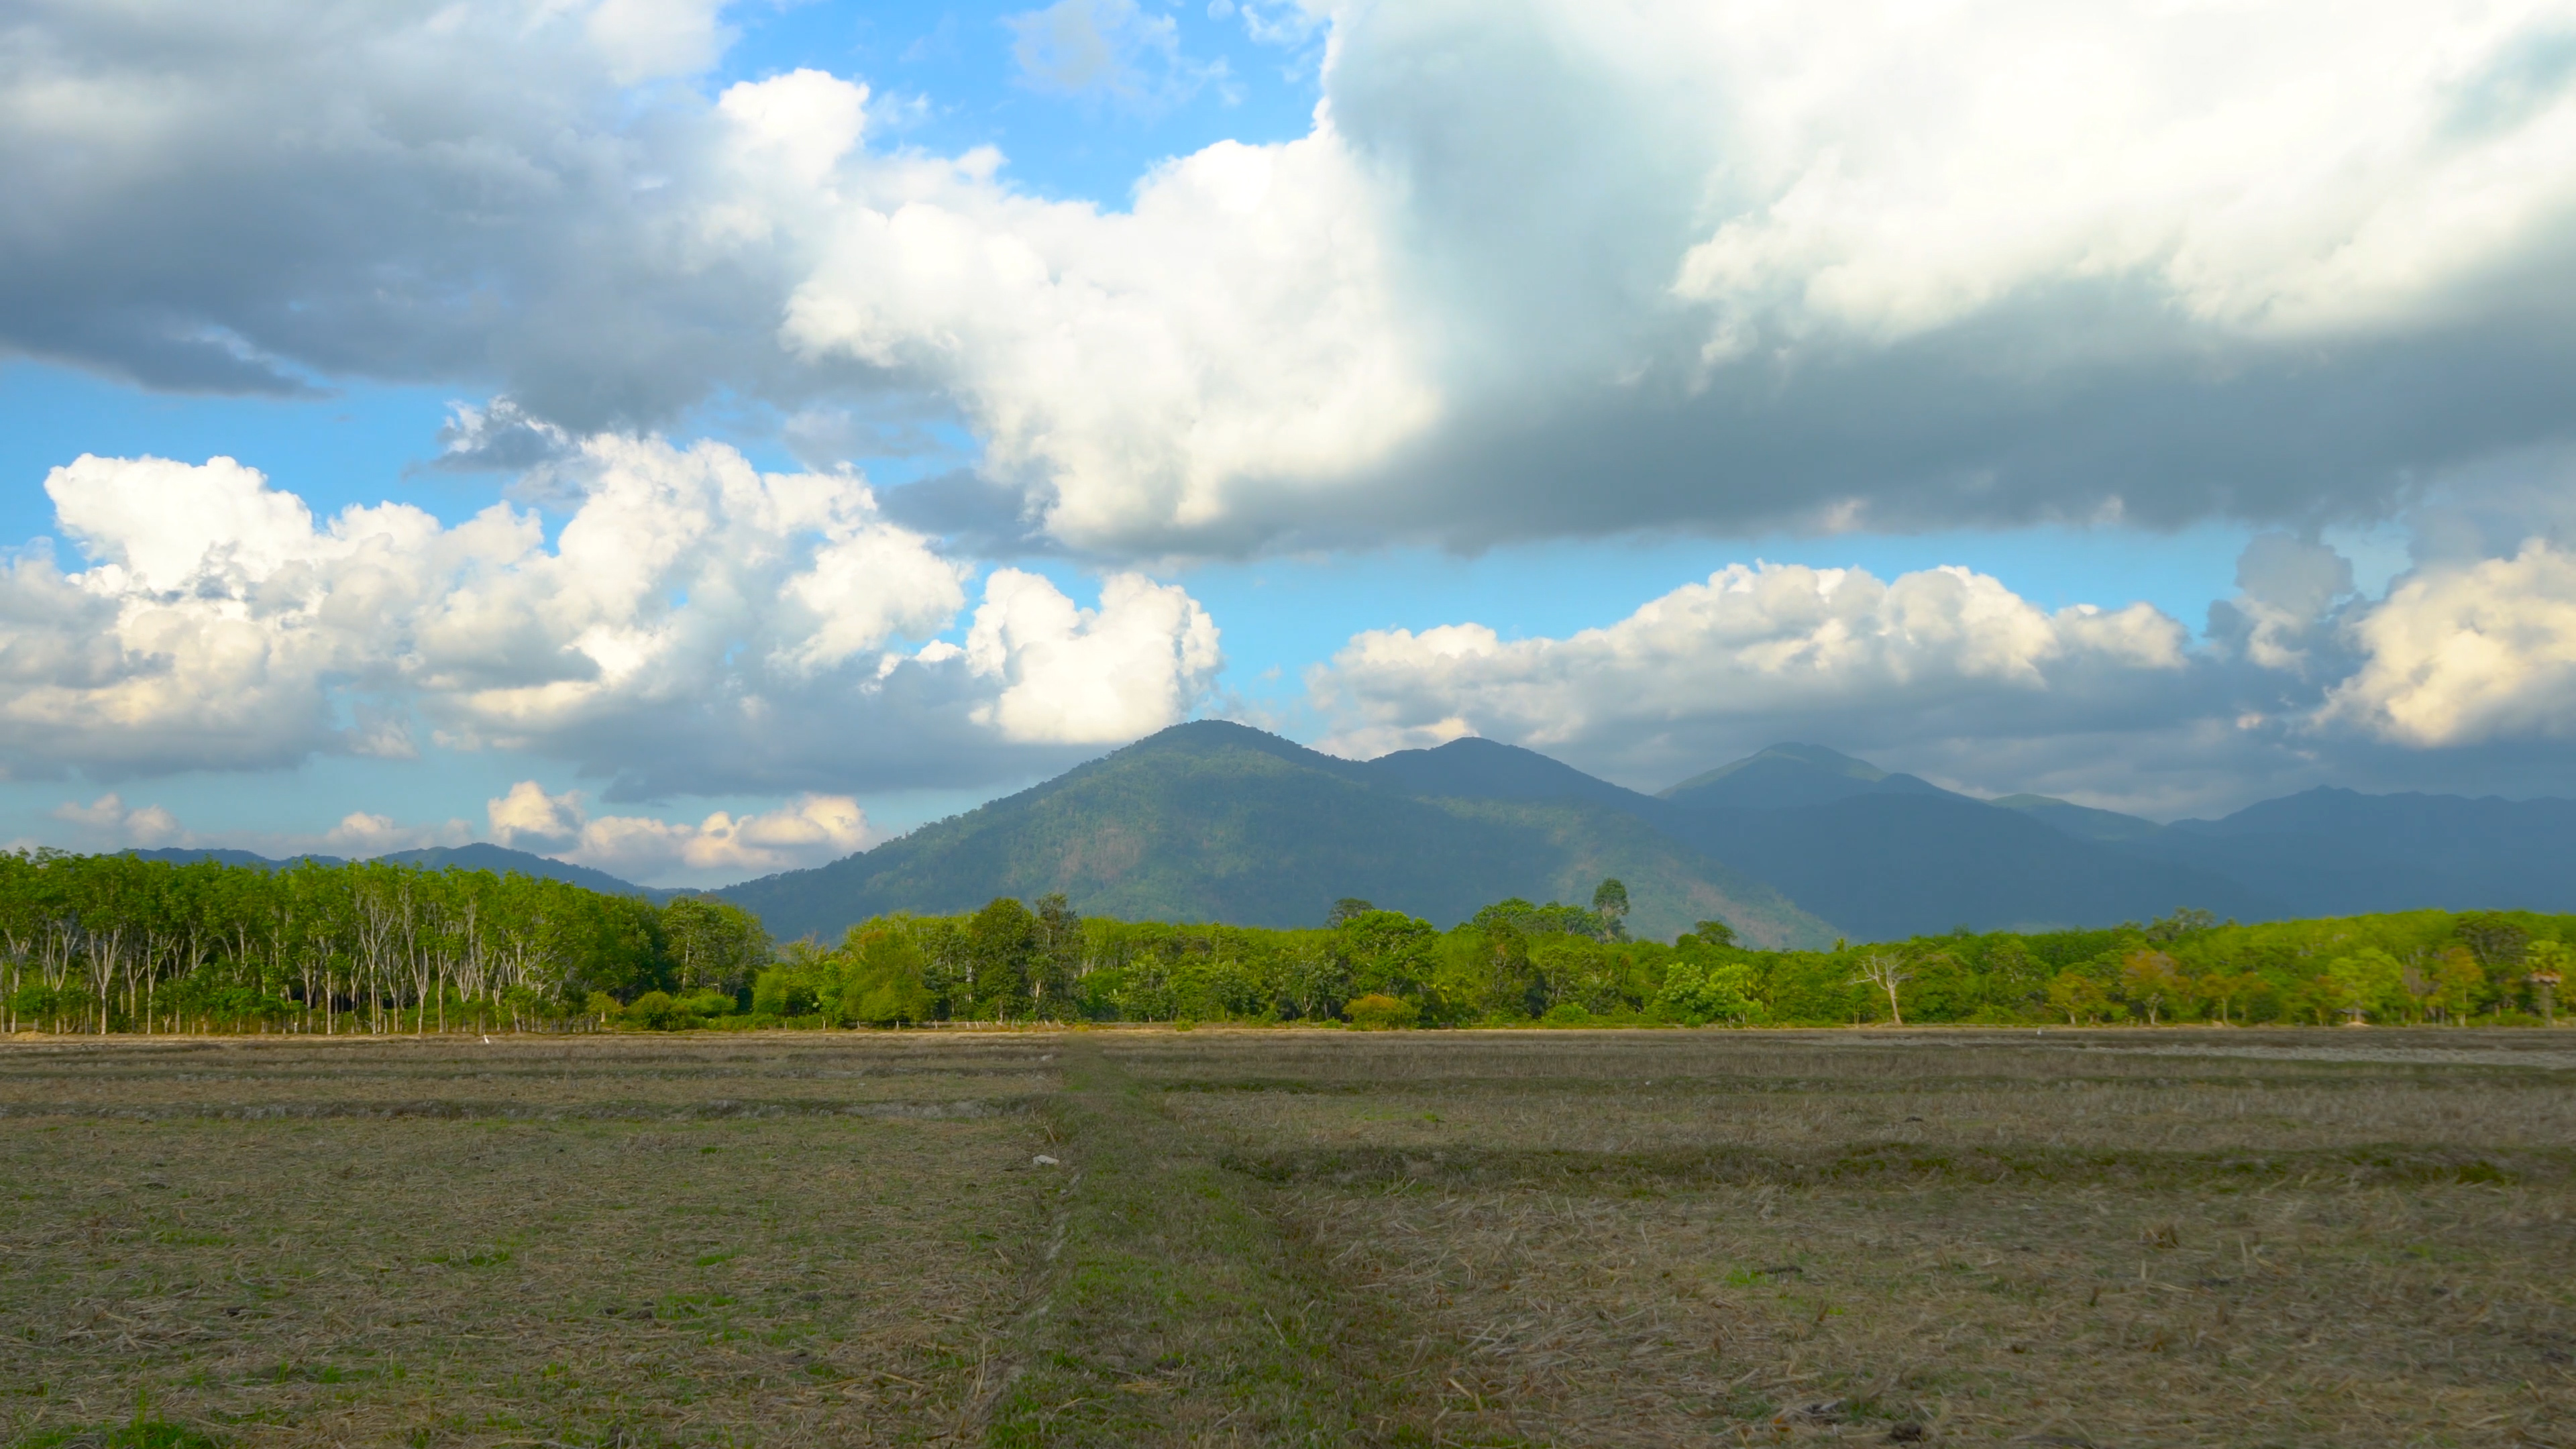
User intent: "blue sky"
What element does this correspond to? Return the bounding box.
[4,0,2573,882]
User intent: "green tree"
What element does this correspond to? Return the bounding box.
[1030,893,1083,1020]
[2119,949,2184,1024]
[1687,918,1737,948]
[2325,948,2405,1024]
[1653,957,1758,1024]
[2046,969,2110,1024]
[1326,898,1377,927]
[840,926,934,1025]
[967,897,1038,1021]
[662,896,769,996]
[2430,946,2485,1024]
[1591,878,1629,942]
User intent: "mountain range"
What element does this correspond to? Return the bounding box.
[718,722,1837,947]
[720,724,2576,944]
[119,725,2576,946]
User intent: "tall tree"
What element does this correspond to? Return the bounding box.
[967,897,1038,1022]
[1591,879,1629,942]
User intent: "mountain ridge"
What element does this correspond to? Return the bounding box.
[717,727,2576,945]
[718,721,1837,948]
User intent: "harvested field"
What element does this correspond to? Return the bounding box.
[4,1028,2571,1446]
[0,1035,1061,1448]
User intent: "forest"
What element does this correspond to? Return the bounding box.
[0,850,767,1035]
[1,849,2567,1033]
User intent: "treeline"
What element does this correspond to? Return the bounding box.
[703,896,2571,1030]
[7,848,2567,1034]
[0,851,767,1034]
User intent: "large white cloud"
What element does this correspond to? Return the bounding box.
[963,569,1223,743]
[13,2,2576,554]
[1302,525,2576,812]
[0,439,1222,790]
[1311,560,2192,783]
[487,779,867,881]
[2326,540,2576,747]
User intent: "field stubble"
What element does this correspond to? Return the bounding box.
[1,1028,2570,1448]
[0,1035,1061,1448]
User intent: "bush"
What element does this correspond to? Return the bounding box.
[1345,993,1419,1030]
[627,990,688,1030]
[751,967,821,1019]
[1652,959,1761,1025]
[1541,1002,1595,1026]
[678,988,735,1019]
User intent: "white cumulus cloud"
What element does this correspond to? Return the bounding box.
[48,793,183,848]
[1312,561,2190,784]
[965,569,1223,743]
[0,438,1216,792]
[487,780,870,883]
[2326,540,2576,747]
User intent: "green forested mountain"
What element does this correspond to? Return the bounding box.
[718,722,1834,947]
[712,724,2576,948]
[1986,794,2167,843]
[1658,741,1950,810]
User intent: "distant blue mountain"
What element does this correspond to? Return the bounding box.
[1658,743,1955,811]
[125,843,669,900]
[2116,787,2576,918]
[1987,794,2167,843]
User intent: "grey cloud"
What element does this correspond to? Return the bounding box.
[0,1,839,431]
[2236,535,2355,620]
[423,399,576,475]
[1229,281,2576,554]
[874,469,1063,558]
[11,1,2576,561]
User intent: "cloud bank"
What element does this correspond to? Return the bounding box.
[9,0,2576,848]
[1311,523,2576,815]
[10,1,2576,556]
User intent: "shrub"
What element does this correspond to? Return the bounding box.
[678,988,735,1019]
[751,967,821,1019]
[1652,960,1760,1025]
[1345,993,1419,1030]
[627,991,688,1031]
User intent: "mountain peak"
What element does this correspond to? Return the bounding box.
[1659,743,1887,798]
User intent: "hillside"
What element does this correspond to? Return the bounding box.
[718,727,2576,947]
[127,843,665,899]
[1652,793,2273,940]
[2122,788,2576,918]
[1659,743,1951,810]
[718,722,1835,947]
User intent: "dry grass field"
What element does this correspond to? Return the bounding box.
[5,1028,2571,1447]
[0,1035,1062,1448]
